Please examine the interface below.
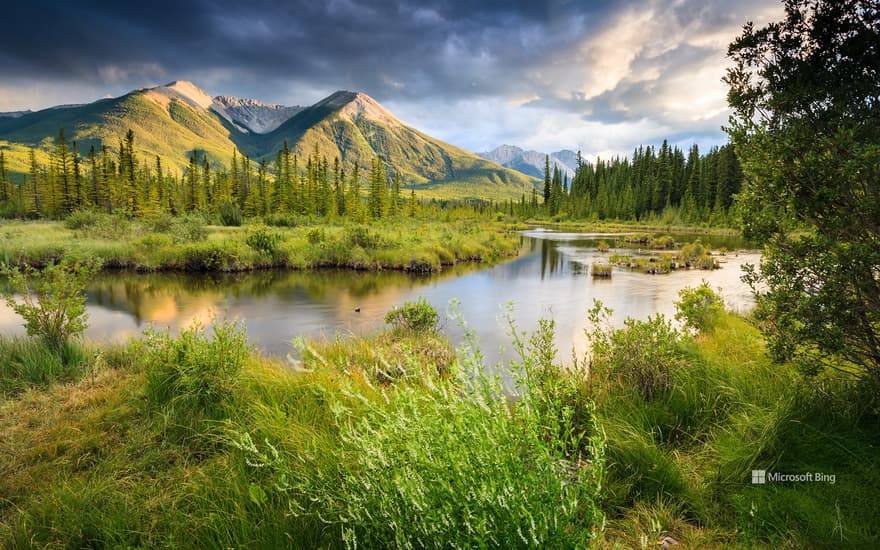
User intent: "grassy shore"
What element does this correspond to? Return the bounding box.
[1,297,877,547]
[521,218,742,236]
[0,216,520,273]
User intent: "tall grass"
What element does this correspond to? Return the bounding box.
[588,296,880,547]
[0,337,88,396]
[233,318,606,548]
[2,290,879,547]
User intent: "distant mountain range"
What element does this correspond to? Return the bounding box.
[0,81,538,201]
[478,145,579,180]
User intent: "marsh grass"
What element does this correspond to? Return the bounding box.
[591,262,612,278]
[0,219,519,273]
[0,337,88,396]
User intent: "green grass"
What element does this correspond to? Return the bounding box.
[0,217,520,273]
[1,297,877,547]
[591,311,880,548]
[0,314,605,548]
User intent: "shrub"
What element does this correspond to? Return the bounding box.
[71,212,132,240]
[218,201,243,227]
[264,213,297,228]
[137,233,173,251]
[306,227,325,245]
[245,225,282,257]
[345,225,382,249]
[589,301,681,400]
[650,235,676,249]
[0,259,98,349]
[143,321,248,425]
[384,298,438,333]
[180,241,241,271]
[63,209,100,230]
[145,212,175,233]
[675,282,724,333]
[171,214,208,243]
[591,262,612,278]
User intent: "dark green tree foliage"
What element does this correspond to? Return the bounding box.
[726,0,880,379]
[0,151,8,203]
[565,144,741,223]
[0,125,426,223]
[543,154,551,205]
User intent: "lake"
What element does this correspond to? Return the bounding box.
[0,228,759,365]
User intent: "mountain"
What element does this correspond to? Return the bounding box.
[0,110,32,119]
[0,82,537,201]
[479,145,579,180]
[212,96,302,134]
[245,91,537,199]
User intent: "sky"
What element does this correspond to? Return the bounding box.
[0,0,783,161]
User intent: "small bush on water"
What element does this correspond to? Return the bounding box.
[143,321,248,429]
[591,262,612,278]
[384,298,438,333]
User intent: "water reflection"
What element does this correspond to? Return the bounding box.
[0,230,759,365]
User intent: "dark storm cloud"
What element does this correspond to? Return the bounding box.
[0,0,620,101]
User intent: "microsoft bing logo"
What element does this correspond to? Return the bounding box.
[752,470,766,484]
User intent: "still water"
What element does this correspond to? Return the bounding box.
[0,229,759,364]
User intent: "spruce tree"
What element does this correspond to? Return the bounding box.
[543,154,551,207]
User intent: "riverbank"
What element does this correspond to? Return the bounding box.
[520,218,743,237]
[0,217,520,273]
[1,299,876,547]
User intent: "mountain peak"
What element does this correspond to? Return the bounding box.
[314,90,399,125]
[479,145,577,179]
[156,80,214,109]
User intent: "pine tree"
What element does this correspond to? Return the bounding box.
[186,153,198,212]
[408,187,418,218]
[334,158,346,216]
[390,172,402,216]
[27,148,40,217]
[202,156,213,209]
[367,157,387,219]
[52,128,73,215]
[0,150,8,204]
[543,155,551,207]
[346,164,364,222]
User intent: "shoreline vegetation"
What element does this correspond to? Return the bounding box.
[0,216,521,273]
[520,219,743,237]
[0,213,745,275]
[1,288,877,547]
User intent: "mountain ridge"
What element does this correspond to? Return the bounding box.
[479,144,578,180]
[0,81,538,201]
